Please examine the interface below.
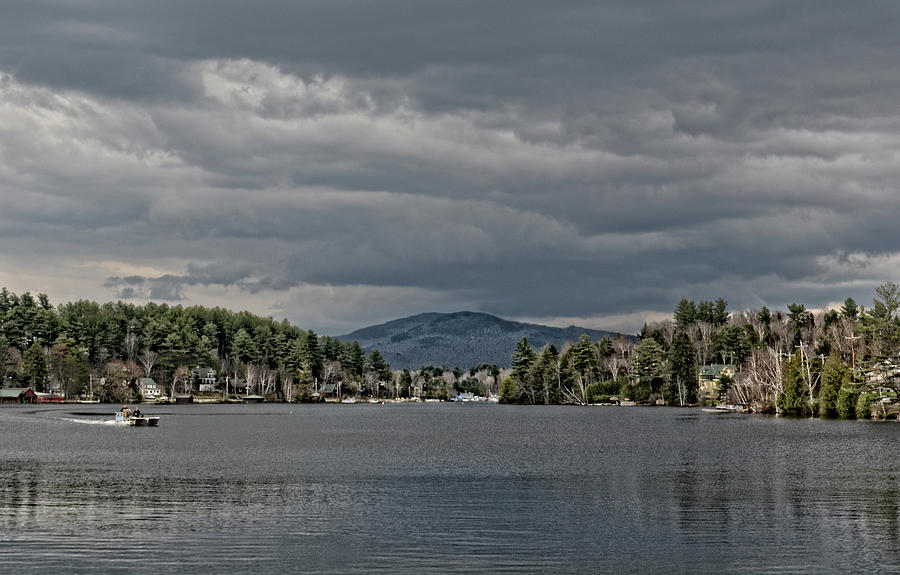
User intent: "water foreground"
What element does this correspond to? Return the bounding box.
[1,403,898,574]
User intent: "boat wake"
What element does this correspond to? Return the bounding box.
[61,418,120,426]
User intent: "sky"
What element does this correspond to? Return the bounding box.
[1,1,899,335]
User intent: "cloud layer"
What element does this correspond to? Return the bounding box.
[1,2,899,334]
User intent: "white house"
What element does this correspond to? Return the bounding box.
[140,377,162,399]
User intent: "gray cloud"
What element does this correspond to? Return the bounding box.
[1,2,900,334]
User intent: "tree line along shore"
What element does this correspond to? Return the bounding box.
[0,287,508,403]
[499,283,900,419]
[2,283,900,418]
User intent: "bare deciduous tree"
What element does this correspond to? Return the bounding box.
[172,365,191,396]
[734,347,784,413]
[280,370,295,402]
[140,349,158,379]
[124,332,138,362]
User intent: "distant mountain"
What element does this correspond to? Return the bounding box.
[337,311,628,370]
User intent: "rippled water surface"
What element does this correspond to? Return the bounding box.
[2,403,899,573]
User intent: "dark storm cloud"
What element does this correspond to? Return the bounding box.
[2,1,900,333]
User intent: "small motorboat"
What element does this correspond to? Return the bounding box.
[115,408,160,426]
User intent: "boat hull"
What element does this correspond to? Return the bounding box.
[701,407,737,413]
[127,417,160,426]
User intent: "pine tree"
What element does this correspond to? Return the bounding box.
[836,383,860,419]
[674,298,697,327]
[231,328,257,364]
[342,341,365,380]
[399,369,413,397]
[502,337,536,403]
[777,352,809,416]
[0,335,9,383]
[630,338,666,400]
[818,353,849,418]
[511,337,536,380]
[571,335,598,385]
[527,344,560,404]
[840,298,859,321]
[713,298,729,326]
[668,332,697,406]
[22,342,48,392]
[366,349,391,382]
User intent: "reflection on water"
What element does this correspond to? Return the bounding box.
[1,403,899,573]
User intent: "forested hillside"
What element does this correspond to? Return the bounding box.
[0,288,386,402]
[338,311,623,369]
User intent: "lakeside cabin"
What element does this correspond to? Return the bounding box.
[0,388,39,403]
[699,364,736,401]
[139,377,162,400]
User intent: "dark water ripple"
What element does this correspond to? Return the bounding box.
[1,403,899,573]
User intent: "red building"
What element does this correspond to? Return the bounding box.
[0,388,39,403]
[35,392,66,403]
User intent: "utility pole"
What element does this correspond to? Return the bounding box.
[845,333,861,381]
[796,341,815,402]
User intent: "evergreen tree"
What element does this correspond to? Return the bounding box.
[22,342,48,391]
[674,298,697,327]
[501,337,537,403]
[818,353,849,418]
[511,337,536,380]
[366,349,391,382]
[399,369,413,397]
[231,328,257,364]
[571,334,599,387]
[540,344,562,404]
[630,338,666,400]
[713,298,729,326]
[342,341,365,381]
[709,325,750,365]
[0,335,9,383]
[840,297,859,321]
[836,383,860,419]
[294,330,322,382]
[697,300,714,323]
[668,332,698,405]
[321,337,342,362]
[861,282,900,359]
[777,352,809,416]
[787,303,813,345]
[526,344,560,404]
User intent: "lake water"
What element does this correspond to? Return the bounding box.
[1,403,899,574]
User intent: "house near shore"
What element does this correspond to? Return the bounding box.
[140,377,162,400]
[0,388,38,403]
[864,360,900,386]
[191,367,217,392]
[314,383,337,399]
[228,377,248,395]
[699,364,736,401]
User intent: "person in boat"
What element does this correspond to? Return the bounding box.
[122,405,130,418]
[133,408,141,418]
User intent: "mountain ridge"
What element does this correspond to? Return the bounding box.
[337,311,628,369]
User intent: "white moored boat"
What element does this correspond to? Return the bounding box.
[700,405,738,414]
